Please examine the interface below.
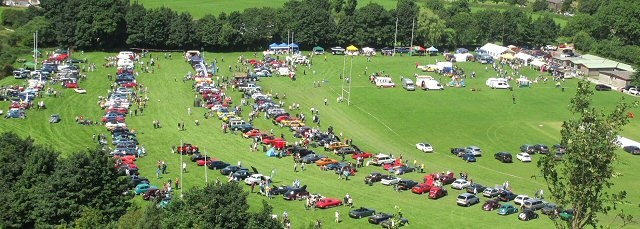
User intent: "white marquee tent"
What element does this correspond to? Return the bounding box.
[479,43,509,59]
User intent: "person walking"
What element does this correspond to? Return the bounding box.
[162,161,167,174]
[335,210,340,223]
[324,97,328,106]
[182,162,187,173]
[175,178,180,189]
[156,167,161,178]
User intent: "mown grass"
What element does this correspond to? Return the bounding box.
[1,50,638,228]
[132,0,399,18]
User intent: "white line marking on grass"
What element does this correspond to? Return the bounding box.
[327,87,401,137]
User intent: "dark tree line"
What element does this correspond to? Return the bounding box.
[1,0,638,73]
[0,132,130,228]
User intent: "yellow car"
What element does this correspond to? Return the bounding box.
[216,108,231,117]
[288,120,305,127]
[218,112,235,121]
[222,115,240,123]
[326,142,348,151]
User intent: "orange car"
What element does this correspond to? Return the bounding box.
[325,142,348,151]
[315,158,339,166]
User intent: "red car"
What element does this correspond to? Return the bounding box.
[120,81,137,88]
[260,135,278,145]
[243,129,265,138]
[274,115,294,124]
[425,172,456,185]
[383,161,404,170]
[106,107,128,114]
[196,158,219,166]
[411,183,433,194]
[315,197,343,209]
[177,143,199,155]
[351,151,373,159]
[428,187,448,199]
[271,139,287,149]
[63,81,78,88]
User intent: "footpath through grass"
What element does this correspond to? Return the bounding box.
[1,51,638,228]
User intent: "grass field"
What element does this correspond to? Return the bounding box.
[133,0,399,18]
[2,50,639,228]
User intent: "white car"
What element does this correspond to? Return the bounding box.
[369,154,396,166]
[514,195,530,206]
[465,146,482,156]
[544,45,557,51]
[105,121,127,130]
[451,179,471,190]
[626,87,640,96]
[516,153,532,162]
[416,143,434,153]
[244,174,271,185]
[380,176,401,186]
[74,88,87,94]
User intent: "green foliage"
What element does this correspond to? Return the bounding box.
[395,0,419,46]
[537,80,634,229]
[531,0,548,12]
[577,0,608,15]
[155,183,281,229]
[530,15,560,47]
[561,0,573,12]
[416,8,446,46]
[0,132,130,228]
[593,0,640,46]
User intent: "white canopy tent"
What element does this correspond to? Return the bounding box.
[530,59,546,68]
[479,43,509,59]
[453,53,470,62]
[515,52,534,65]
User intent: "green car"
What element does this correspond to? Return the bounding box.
[135,183,158,195]
[559,209,574,221]
[497,204,519,215]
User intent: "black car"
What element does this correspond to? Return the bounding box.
[286,146,314,157]
[541,203,560,215]
[364,172,384,184]
[220,165,248,175]
[466,183,487,194]
[533,144,550,154]
[498,190,517,202]
[190,153,210,162]
[595,84,612,91]
[451,147,466,156]
[301,154,327,164]
[380,218,408,228]
[520,144,536,154]
[494,152,512,163]
[623,145,640,155]
[283,185,309,200]
[368,212,393,224]
[207,160,230,170]
[269,185,293,195]
[397,179,419,190]
[349,207,375,219]
[518,209,539,221]
[336,147,356,155]
[231,170,252,181]
[129,176,149,188]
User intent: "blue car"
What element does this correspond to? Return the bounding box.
[135,183,158,195]
[462,153,476,162]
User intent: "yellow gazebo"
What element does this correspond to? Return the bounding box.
[346,45,358,51]
[501,53,515,60]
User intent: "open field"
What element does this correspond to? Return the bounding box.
[2,51,639,228]
[133,0,399,18]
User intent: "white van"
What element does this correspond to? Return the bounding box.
[278,67,291,76]
[375,77,395,88]
[486,78,510,89]
[416,76,443,90]
[117,51,134,60]
[401,78,415,91]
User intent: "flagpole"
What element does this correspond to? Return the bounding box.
[180,139,184,198]
[204,147,208,185]
[393,17,398,56]
[410,19,415,49]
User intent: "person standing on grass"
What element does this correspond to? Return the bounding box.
[335,210,340,223]
[183,162,187,173]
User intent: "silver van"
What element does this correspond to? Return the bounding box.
[402,78,415,91]
[523,198,546,211]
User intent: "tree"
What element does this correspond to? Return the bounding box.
[125,3,147,47]
[416,8,446,46]
[537,80,634,229]
[160,183,281,229]
[577,0,608,14]
[354,3,394,47]
[561,0,573,12]
[167,12,196,49]
[530,15,560,48]
[531,0,548,12]
[448,0,471,15]
[632,64,640,87]
[594,0,640,46]
[395,0,419,46]
[447,12,475,46]
[343,0,357,16]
